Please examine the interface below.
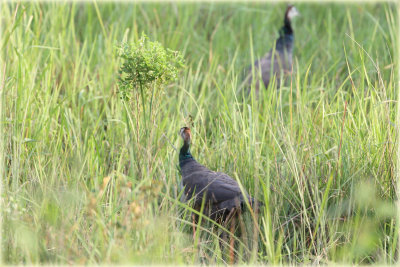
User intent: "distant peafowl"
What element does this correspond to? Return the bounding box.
[244,5,299,93]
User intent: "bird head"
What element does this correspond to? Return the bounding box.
[285,5,300,21]
[179,127,192,144]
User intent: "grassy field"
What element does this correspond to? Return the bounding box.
[1,1,398,264]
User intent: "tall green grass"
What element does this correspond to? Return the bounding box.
[1,1,397,264]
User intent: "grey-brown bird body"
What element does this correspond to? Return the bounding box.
[245,6,299,93]
[178,127,261,221]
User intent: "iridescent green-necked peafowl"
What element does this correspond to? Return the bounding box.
[178,127,263,263]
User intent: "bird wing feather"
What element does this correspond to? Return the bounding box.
[181,162,245,206]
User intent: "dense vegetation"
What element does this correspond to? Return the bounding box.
[1,1,397,264]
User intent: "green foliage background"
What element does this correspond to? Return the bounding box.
[1,1,398,264]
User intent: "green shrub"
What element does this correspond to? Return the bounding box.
[117,34,185,101]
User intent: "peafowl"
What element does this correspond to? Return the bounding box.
[178,126,263,262]
[179,127,262,222]
[244,5,299,93]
